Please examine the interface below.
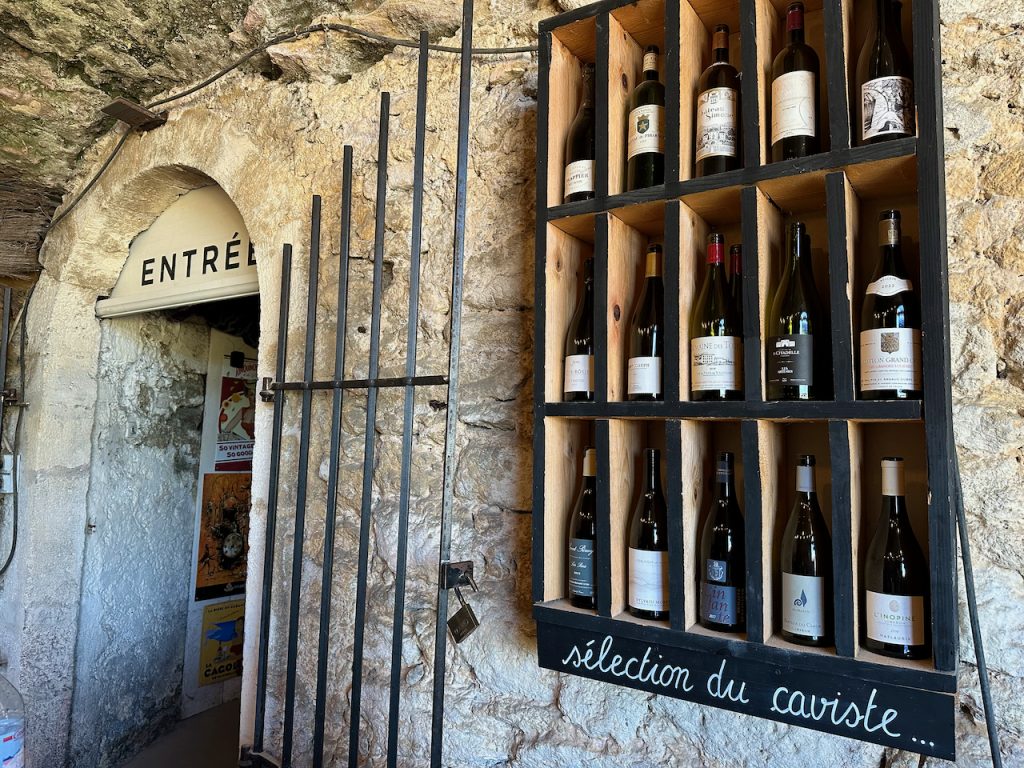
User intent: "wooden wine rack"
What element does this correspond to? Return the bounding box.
[532,0,956,758]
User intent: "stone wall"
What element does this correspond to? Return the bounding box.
[1,0,1022,766]
[69,313,208,768]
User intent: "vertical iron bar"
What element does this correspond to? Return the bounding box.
[312,146,355,767]
[281,197,322,767]
[385,33,430,767]
[431,1,474,765]
[0,287,12,434]
[253,244,293,751]
[348,92,392,767]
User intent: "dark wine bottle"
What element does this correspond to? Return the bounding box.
[856,0,914,145]
[859,210,921,400]
[563,258,596,402]
[690,233,743,401]
[862,457,931,660]
[729,244,743,331]
[766,222,827,401]
[698,452,745,632]
[628,448,669,621]
[567,447,598,609]
[564,63,598,202]
[780,455,833,646]
[627,244,664,401]
[695,25,741,177]
[626,46,665,191]
[771,2,821,162]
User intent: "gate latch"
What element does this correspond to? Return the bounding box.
[442,560,480,644]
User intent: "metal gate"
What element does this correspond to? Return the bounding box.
[244,2,493,764]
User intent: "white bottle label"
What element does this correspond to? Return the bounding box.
[627,104,665,159]
[690,335,742,391]
[695,87,738,161]
[866,275,913,297]
[782,572,826,637]
[859,327,921,392]
[643,51,658,73]
[627,356,661,395]
[771,70,816,143]
[564,159,595,199]
[862,75,914,140]
[628,547,668,612]
[563,353,594,394]
[866,590,925,646]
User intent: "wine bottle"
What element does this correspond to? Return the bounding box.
[729,244,743,331]
[771,2,821,162]
[699,451,745,632]
[563,258,596,402]
[627,244,665,401]
[564,63,598,202]
[567,447,598,609]
[766,222,827,401]
[628,448,669,620]
[856,0,914,144]
[626,46,665,191]
[695,25,741,177]
[862,457,931,659]
[780,455,833,646]
[690,233,743,401]
[859,210,921,400]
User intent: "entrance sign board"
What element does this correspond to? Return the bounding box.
[96,185,256,318]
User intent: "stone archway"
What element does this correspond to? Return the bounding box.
[10,109,301,766]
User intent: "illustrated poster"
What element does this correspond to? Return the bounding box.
[195,472,250,601]
[215,356,257,471]
[198,599,245,686]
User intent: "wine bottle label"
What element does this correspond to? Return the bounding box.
[695,87,738,161]
[690,336,742,392]
[569,538,595,597]
[700,559,743,626]
[862,76,914,140]
[564,159,596,198]
[563,353,595,394]
[771,70,816,143]
[627,356,662,396]
[866,590,925,646]
[628,547,668,612]
[643,51,658,73]
[865,275,913,297]
[627,105,665,159]
[859,328,921,392]
[782,572,826,637]
[767,334,813,386]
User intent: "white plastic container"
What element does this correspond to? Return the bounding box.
[0,674,24,768]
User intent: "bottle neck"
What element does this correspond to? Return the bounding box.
[730,250,742,280]
[642,51,659,81]
[882,494,910,527]
[715,468,735,501]
[646,457,661,492]
[581,77,595,108]
[713,45,729,64]
[875,0,889,35]
[787,8,806,44]
[795,464,816,503]
[876,219,905,276]
[787,233,812,279]
[645,250,663,279]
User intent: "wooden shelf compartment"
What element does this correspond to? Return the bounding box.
[542,221,595,405]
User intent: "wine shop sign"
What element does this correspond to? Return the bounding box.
[536,623,954,759]
[96,185,258,319]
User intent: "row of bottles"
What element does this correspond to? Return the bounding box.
[567,448,931,659]
[562,210,922,402]
[561,0,915,200]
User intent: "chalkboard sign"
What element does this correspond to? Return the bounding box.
[532,0,955,758]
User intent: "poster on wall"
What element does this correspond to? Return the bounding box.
[198,599,245,686]
[215,356,257,471]
[194,472,250,601]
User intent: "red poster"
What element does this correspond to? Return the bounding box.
[215,375,256,471]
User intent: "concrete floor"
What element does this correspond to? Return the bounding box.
[119,699,241,768]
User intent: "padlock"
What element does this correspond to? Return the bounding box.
[447,586,480,644]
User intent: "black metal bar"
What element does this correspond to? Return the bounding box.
[825,171,856,401]
[594,419,613,617]
[664,419,685,630]
[312,146,355,768]
[281,197,322,767]
[739,0,761,169]
[828,420,855,658]
[269,374,448,392]
[593,214,610,404]
[253,244,293,752]
[595,14,610,199]
[386,32,430,767]
[431,0,474,763]
[348,92,391,768]
[741,419,764,643]
[662,202,680,402]
[740,187,763,402]
[0,288,11,434]
[664,0,680,184]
